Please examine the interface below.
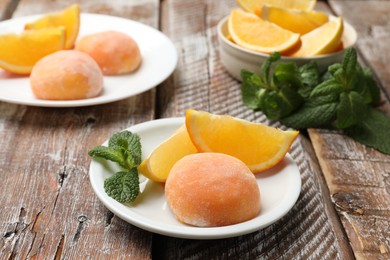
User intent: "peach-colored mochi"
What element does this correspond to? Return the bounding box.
[30,50,103,100]
[75,30,141,75]
[165,153,261,227]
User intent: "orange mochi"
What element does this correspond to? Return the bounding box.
[165,153,261,227]
[75,31,141,75]
[30,50,103,100]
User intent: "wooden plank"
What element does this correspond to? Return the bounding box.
[329,0,390,97]
[155,0,353,259]
[0,0,158,258]
[0,0,18,21]
[307,1,390,259]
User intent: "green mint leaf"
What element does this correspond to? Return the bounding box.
[241,69,254,83]
[343,48,357,74]
[298,62,320,99]
[250,73,264,88]
[328,63,342,76]
[344,108,390,155]
[88,146,125,165]
[281,102,338,129]
[241,79,263,110]
[241,69,264,89]
[261,52,281,87]
[104,169,140,203]
[310,79,343,99]
[336,91,368,129]
[273,62,302,90]
[262,87,303,120]
[108,131,142,169]
[89,130,143,204]
[363,68,381,105]
[342,48,358,90]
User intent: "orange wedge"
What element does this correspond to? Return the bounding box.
[24,4,80,49]
[0,28,65,74]
[291,17,343,57]
[255,5,329,35]
[236,0,316,13]
[228,9,300,54]
[186,109,299,173]
[138,125,198,182]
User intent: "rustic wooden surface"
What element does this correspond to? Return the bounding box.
[0,0,389,259]
[307,1,390,259]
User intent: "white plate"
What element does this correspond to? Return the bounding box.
[89,118,302,239]
[0,13,177,107]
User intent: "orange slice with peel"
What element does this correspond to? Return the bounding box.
[24,4,80,49]
[138,124,198,182]
[236,0,316,13]
[228,9,300,54]
[185,109,299,173]
[291,17,343,57]
[0,27,65,74]
[255,5,328,35]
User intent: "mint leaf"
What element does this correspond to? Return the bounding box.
[241,52,303,119]
[328,63,342,76]
[273,62,302,89]
[345,108,390,154]
[310,79,343,99]
[261,52,281,86]
[88,146,125,166]
[240,47,388,155]
[336,91,368,129]
[363,68,381,105]
[108,131,142,169]
[281,102,338,129]
[104,169,140,203]
[343,48,357,74]
[89,130,143,204]
[262,87,303,120]
[241,70,263,110]
[298,62,320,99]
[241,84,265,111]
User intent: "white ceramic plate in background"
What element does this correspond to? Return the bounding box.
[89,118,302,239]
[0,14,177,107]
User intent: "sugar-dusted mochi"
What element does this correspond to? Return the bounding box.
[165,153,261,227]
[30,50,103,100]
[75,31,141,75]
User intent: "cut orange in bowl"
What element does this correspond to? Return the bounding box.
[24,4,80,49]
[236,0,316,13]
[291,17,343,57]
[255,5,328,35]
[138,124,198,182]
[228,9,300,54]
[0,27,65,74]
[185,109,299,173]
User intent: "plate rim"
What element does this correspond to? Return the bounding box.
[89,117,302,239]
[0,13,178,107]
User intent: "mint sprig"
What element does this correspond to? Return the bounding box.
[345,108,390,154]
[241,52,304,120]
[104,169,140,203]
[241,48,390,155]
[89,131,142,203]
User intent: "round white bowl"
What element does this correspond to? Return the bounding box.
[217,15,357,81]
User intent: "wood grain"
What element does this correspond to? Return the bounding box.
[307,1,390,259]
[1,0,389,259]
[0,0,158,259]
[155,0,353,259]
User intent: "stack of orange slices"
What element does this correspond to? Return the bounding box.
[0,4,80,74]
[228,0,344,57]
[138,109,299,182]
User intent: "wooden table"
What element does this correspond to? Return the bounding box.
[1,0,389,259]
